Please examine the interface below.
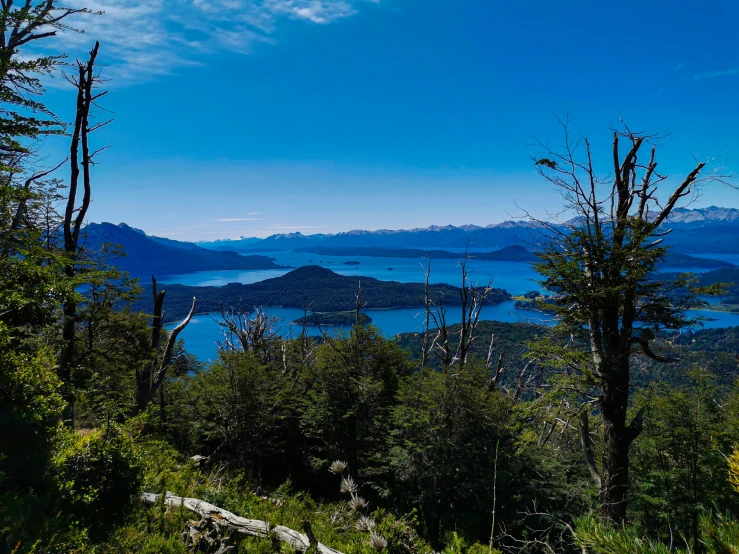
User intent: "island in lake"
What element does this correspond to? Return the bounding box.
[293,312,372,326]
[137,265,512,321]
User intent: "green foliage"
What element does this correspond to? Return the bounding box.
[302,325,411,492]
[574,516,681,554]
[574,512,739,554]
[630,369,739,548]
[166,351,307,482]
[53,424,144,532]
[0,345,65,549]
[700,511,739,553]
[390,364,526,544]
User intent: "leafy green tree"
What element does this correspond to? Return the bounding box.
[530,119,731,524]
[54,423,143,535]
[0,343,65,550]
[301,325,411,494]
[167,351,307,482]
[390,364,526,545]
[629,369,739,549]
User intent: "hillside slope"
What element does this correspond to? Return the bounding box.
[81,223,283,277]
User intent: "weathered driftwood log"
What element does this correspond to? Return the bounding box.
[141,492,344,554]
[182,517,234,553]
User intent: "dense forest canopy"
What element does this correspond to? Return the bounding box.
[1,3,739,554]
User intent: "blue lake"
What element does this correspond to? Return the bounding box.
[159,250,722,295]
[171,304,737,362]
[160,251,543,294]
[161,251,739,361]
[170,302,553,361]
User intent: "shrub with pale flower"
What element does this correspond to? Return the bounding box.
[369,531,388,551]
[340,475,358,495]
[356,515,376,532]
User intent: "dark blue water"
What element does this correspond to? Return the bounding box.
[161,251,739,361]
[159,250,721,294]
[171,302,555,361]
[159,251,542,294]
[170,304,736,362]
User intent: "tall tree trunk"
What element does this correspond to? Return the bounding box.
[599,359,640,524]
[60,42,101,426]
[135,278,196,413]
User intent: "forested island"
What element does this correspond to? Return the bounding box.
[132,265,512,321]
[293,312,372,326]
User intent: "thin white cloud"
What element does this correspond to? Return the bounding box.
[270,224,330,229]
[42,0,382,84]
[247,211,262,215]
[694,67,739,80]
[216,217,266,221]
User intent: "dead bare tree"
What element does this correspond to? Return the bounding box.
[216,305,281,364]
[428,297,453,369]
[59,41,111,425]
[420,252,495,371]
[484,333,506,390]
[141,492,344,554]
[354,280,367,325]
[455,254,493,365]
[420,256,432,368]
[134,276,196,413]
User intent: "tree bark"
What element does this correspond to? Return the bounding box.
[598,359,641,524]
[134,285,196,413]
[141,492,344,554]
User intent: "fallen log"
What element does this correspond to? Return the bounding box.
[141,492,344,554]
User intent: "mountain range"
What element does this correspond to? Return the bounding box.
[197,206,739,254]
[86,207,739,279]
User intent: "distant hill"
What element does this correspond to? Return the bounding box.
[662,225,739,254]
[295,245,730,268]
[296,245,540,262]
[663,252,735,269]
[81,223,284,277]
[197,222,544,252]
[689,268,739,295]
[194,236,262,250]
[132,265,512,321]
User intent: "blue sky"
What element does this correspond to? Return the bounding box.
[40,0,739,240]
